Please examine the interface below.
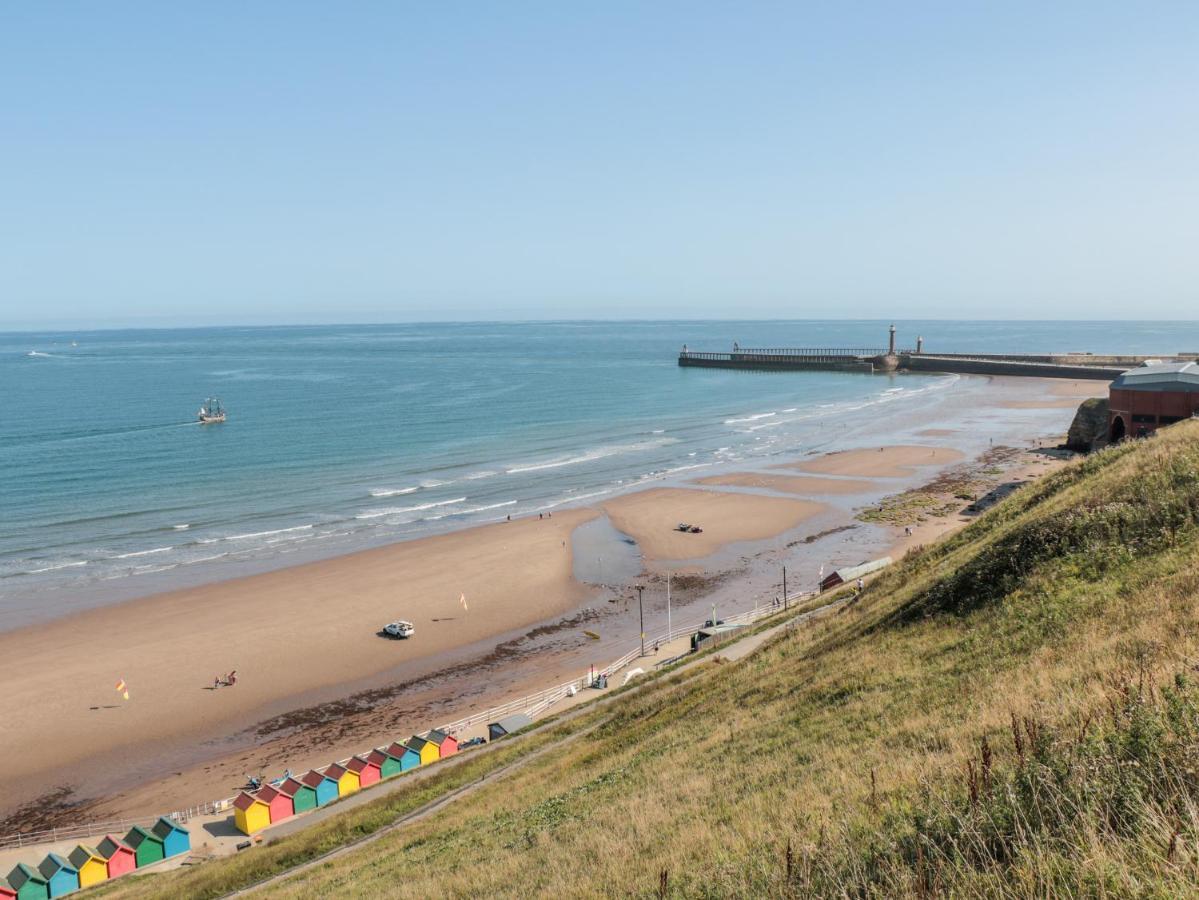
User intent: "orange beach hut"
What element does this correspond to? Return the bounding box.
[326,762,360,797]
[67,846,108,888]
[407,735,440,766]
[233,792,271,835]
[96,835,136,879]
[347,755,381,788]
[428,729,458,758]
[256,784,293,823]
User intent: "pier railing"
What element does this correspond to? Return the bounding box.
[681,347,888,360]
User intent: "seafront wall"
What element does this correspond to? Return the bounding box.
[902,355,1123,381]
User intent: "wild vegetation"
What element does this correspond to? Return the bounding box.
[104,422,1199,898]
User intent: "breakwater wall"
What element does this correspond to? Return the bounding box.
[903,354,1124,381]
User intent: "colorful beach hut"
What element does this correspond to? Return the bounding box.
[279,777,318,814]
[0,877,15,900]
[96,835,136,879]
[326,762,360,797]
[367,748,402,779]
[301,769,339,806]
[386,741,421,773]
[151,817,190,858]
[233,792,271,835]
[67,846,108,889]
[124,824,165,867]
[36,855,77,899]
[428,729,459,758]
[256,784,293,823]
[5,864,47,900]
[347,755,381,788]
[407,735,440,766]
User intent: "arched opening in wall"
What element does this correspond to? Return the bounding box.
[1110,415,1126,442]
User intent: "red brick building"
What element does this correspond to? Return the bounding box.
[1108,362,1199,441]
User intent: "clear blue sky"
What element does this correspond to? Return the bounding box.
[2,2,1196,328]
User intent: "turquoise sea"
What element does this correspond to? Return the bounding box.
[3,320,1197,625]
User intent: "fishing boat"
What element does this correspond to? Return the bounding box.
[198,397,227,424]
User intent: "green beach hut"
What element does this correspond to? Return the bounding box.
[278,776,317,814]
[124,825,165,867]
[367,747,403,779]
[4,864,47,900]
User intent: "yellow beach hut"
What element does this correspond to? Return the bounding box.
[232,791,271,836]
[67,846,108,888]
[325,763,359,797]
[408,735,440,766]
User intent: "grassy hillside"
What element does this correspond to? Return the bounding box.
[103,423,1199,898]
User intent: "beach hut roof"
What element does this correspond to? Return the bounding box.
[38,853,76,878]
[492,713,534,735]
[257,784,286,803]
[67,846,104,869]
[279,777,308,797]
[428,729,453,745]
[152,816,188,839]
[8,863,45,886]
[366,749,390,766]
[126,825,162,847]
[832,556,893,582]
[347,755,374,774]
[233,791,267,812]
[301,769,333,788]
[386,741,415,758]
[98,835,132,857]
[408,735,432,750]
[326,762,349,779]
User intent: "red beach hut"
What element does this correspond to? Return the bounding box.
[256,784,294,824]
[346,755,381,788]
[96,835,136,879]
[428,729,458,758]
[0,877,14,900]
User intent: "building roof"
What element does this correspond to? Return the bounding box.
[326,763,350,779]
[152,816,188,838]
[428,729,454,745]
[490,713,534,735]
[830,556,893,582]
[233,791,267,811]
[407,736,433,750]
[1112,361,1199,392]
[366,749,391,767]
[301,769,334,788]
[347,755,376,774]
[387,741,417,758]
[278,777,311,798]
[67,846,104,869]
[125,825,162,847]
[38,853,75,877]
[8,863,44,885]
[256,784,284,803]
[97,835,132,857]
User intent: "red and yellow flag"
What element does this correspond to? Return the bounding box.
[115,679,129,700]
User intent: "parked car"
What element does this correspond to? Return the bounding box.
[383,620,415,638]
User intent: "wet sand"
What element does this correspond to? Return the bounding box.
[695,472,877,495]
[782,444,966,478]
[602,488,826,564]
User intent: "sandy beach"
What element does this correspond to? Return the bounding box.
[0,373,1090,830]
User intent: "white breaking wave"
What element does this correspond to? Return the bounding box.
[369,486,419,498]
[173,523,190,530]
[506,438,676,475]
[114,546,173,559]
[356,497,467,520]
[225,524,313,541]
[28,560,87,574]
[724,412,776,424]
[464,470,498,480]
[460,500,518,513]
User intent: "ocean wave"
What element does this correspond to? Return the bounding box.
[173,523,190,530]
[464,470,498,480]
[355,497,467,520]
[369,486,419,498]
[27,560,88,574]
[420,479,452,488]
[724,412,776,424]
[505,438,676,475]
[460,500,517,513]
[114,546,173,559]
[225,524,313,541]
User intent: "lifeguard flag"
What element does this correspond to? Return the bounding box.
[459,592,468,612]
[115,679,129,700]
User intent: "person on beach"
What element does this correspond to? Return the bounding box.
[227,670,238,686]
[856,578,865,594]
[214,675,221,690]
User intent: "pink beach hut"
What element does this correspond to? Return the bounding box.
[346,755,381,788]
[96,835,136,879]
[256,784,294,824]
[428,729,459,758]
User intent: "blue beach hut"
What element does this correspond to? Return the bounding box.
[151,817,190,858]
[36,855,77,898]
[386,741,421,772]
[300,769,339,806]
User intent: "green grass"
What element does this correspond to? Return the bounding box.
[106,423,1199,898]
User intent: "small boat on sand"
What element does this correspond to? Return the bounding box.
[198,398,227,424]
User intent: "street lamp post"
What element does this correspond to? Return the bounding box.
[636,584,645,657]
